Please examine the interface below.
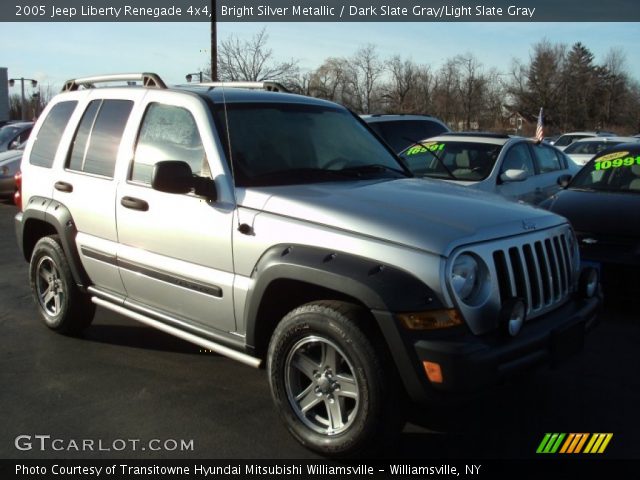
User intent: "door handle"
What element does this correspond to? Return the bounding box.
[120,196,149,212]
[54,181,73,193]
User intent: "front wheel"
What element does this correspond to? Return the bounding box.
[267,301,404,456]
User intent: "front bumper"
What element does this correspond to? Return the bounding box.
[378,293,601,403]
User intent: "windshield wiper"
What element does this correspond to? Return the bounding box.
[402,137,457,180]
[338,164,408,177]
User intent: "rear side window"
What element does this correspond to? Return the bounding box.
[29,101,77,168]
[67,99,133,178]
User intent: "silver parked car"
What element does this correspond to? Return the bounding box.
[15,73,600,457]
[0,147,22,198]
[552,131,616,151]
[563,136,640,166]
[0,121,33,152]
[399,133,579,204]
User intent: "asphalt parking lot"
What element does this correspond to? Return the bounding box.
[0,199,638,460]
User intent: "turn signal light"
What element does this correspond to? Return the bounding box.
[423,361,443,384]
[398,309,464,330]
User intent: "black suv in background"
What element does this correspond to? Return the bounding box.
[361,114,450,152]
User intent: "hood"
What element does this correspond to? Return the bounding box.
[240,178,565,256]
[546,188,640,238]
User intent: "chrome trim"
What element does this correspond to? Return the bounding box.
[91,297,261,368]
[447,225,578,335]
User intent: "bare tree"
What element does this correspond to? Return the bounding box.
[347,45,384,114]
[214,27,299,85]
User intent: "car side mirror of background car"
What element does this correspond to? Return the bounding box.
[8,140,19,150]
[557,174,572,188]
[500,169,528,183]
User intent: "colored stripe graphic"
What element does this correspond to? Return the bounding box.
[536,433,565,453]
[538,433,613,454]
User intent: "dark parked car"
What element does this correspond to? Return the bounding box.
[540,143,640,297]
[361,114,450,153]
[0,122,33,152]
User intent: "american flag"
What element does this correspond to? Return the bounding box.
[535,107,544,142]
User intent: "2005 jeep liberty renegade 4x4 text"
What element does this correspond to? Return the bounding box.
[14,73,601,456]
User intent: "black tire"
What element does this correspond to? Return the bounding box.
[29,235,95,335]
[267,300,404,457]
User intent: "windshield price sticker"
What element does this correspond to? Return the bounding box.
[405,143,445,156]
[594,153,640,171]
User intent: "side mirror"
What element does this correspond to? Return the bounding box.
[152,161,193,194]
[8,140,19,150]
[557,174,572,188]
[500,169,528,183]
[151,161,217,200]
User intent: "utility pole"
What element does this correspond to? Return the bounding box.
[8,77,38,121]
[211,0,217,81]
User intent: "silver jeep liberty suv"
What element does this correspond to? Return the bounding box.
[14,73,601,456]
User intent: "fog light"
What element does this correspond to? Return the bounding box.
[423,361,443,384]
[500,298,526,337]
[579,267,598,298]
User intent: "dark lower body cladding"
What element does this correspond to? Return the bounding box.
[379,294,601,403]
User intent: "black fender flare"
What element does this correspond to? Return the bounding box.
[243,244,443,349]
[16,196,90,289]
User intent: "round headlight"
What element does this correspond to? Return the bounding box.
[451,254,479,302]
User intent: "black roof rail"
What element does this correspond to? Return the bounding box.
[196,81,289,93]
[61,73,167,92]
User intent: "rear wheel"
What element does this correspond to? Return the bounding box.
[267,300,404,456]
[29,235,95,335]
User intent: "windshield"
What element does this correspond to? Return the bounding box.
[213,103,407,187]
[399,140,502,181]
[570,150,640,193]
[564,141,621,155]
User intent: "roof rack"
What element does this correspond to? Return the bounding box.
[61,73,167,92]
[196,81,289,93]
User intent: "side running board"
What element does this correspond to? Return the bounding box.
[90,296,262,368]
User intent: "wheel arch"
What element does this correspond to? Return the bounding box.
[17,197,90,289]
[244,244,443,359]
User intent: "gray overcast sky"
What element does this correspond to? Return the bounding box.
[3,21,639,92]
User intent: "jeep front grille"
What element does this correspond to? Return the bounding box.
[492,231,575,316]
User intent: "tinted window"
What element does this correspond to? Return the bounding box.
[501,143,535,176]
[531,144,563,173]
[571,150,640,193]
[369,120,448,152]
[68,100,101,172]
[67,100,133,177]
[132,103,209,185]
[29,101,77,168]
[213,103,404,187]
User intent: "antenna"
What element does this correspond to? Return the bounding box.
[219,86,251,234]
